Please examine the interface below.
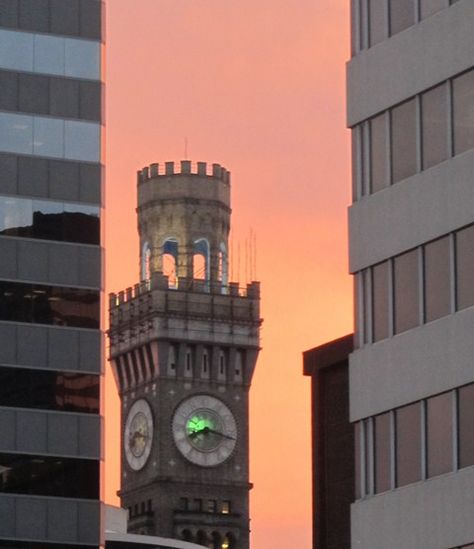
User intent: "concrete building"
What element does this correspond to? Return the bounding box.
[0,2,104,548]
[303,335,354,549]
[106,505,206,549]
[109,161,261,549]
[348,1,474,547]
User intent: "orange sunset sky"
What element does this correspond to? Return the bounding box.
[104,2,352,548]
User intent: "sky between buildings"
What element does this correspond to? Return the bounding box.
[105,2,352,547]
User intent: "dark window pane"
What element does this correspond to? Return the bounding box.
[0,453,99,499]
[0,366,99,413]
[0,280,99,329]
[0,195,100,245]
[369,0,386,47]
[424,236,451,322]
[420,0,446,19]
[389,0,415,35]
[370,113,387,193]
[363,270,370,345]
[459,384,474,468]
[355,422,361,499]
[456,225,474,310]
[421,84,448,170]
[394,250,419,334]
[372,262,389,341]
[453,69,474,156]
[396,403,421,487]
[427,392,453,477]
[0,542,98,549]
[391,99,417,183]
[374,412,391,493]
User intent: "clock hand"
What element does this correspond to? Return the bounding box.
[188,426,235,441]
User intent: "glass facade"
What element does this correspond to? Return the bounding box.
[0,1,103,546]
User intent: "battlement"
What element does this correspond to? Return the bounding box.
[108,272,261,351]
[137,161,231,185]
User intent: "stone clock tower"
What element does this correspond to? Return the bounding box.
[108,160,261,549]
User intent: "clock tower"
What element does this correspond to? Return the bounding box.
[108,160,261,549]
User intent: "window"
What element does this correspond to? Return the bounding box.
[0,453,99,499]
[421,84,448,170]
[0,112,100,162]
[372,261,389,342]
[354,422,361,499]
[207,499,217,513]
[394,249,419,334]
[458,384,474,468]
[0,366,99,413]
[424,236,451,322]
[420,0,447,19]
[396,403,421,487]
[369,0,386,47]
[193,498,203,512]
[391,98,417,183]
[0,280,100,329]
[374,412,391,493]
[389,0,415,36]
[221,501,231,514]
[168,345,177,374]
[427,392,453,477]
[453,69,474,156]
[179,497,188,511]
[369,113,388,193]
[0,29,100,80]
[0,195,100,245]
[456,225,474,310]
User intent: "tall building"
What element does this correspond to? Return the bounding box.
[109,161,261,549]
[303,334,353,549]
[348,1,474,547]
[0,2,104,548]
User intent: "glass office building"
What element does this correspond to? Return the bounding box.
[0,1,104,548]
[349,1,474,547]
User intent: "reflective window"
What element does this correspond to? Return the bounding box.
[0,195,99,245]
[424,237,450,322]
[459,384,474,468]
[453,69,474,156]
[374,412,391,493]
[420,0,447,19]
[0,453,99,499]
[421,84,448,170]
[0,112,100,162]
[370,113,388,193]
[396,402,421,487]
[372,261,389,342]
[369,0,386,47]
[0,29,100,81]
[389,0,415,36]
[427,392,453,477]
[394,249,419,334]
[0,366,99,413]
[456,225,474,310]
[0,280,100,329]
[391,99,417,183]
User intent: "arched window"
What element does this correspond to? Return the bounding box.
[193,238,210,281]
[182,529,193,542]
[141,241,151,281]
[196,530,208,546]
[162,238,178,288]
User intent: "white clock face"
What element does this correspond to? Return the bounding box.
[172,395,237,467]
[124,399,153,471]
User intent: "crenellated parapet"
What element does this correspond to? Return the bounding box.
[137,160,231,185]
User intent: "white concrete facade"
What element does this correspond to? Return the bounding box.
[348,1,474,548]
